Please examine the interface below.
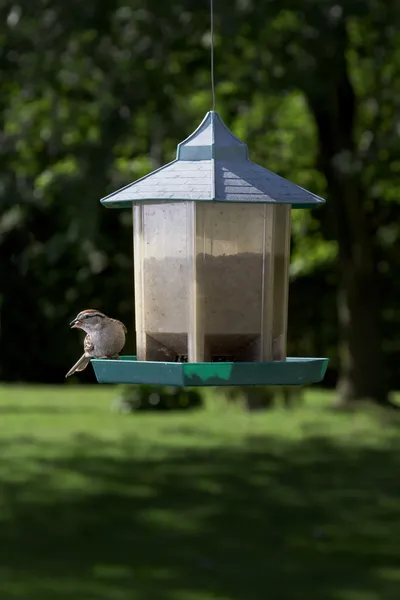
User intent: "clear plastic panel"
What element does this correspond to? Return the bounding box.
[193,203,275,362]
[133,202,195,361]
[272,205,291,360]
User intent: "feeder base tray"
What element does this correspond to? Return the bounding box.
[91,356,328,387]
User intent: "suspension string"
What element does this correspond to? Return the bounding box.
[210,0,216,110]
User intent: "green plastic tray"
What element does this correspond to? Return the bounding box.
[91,356,328,387]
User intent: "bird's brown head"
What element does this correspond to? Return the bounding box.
[70,309,107,331]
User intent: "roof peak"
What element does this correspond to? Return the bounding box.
[100,111,326,208]
[176,111,248,161]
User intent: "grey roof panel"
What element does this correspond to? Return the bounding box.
[101,112,326,208]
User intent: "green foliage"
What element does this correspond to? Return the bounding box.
[1,0,400,390]
[115,384,204,412]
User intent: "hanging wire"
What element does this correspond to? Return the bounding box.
[210,0,216,110]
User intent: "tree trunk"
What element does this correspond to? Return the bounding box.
[306,49,390,406]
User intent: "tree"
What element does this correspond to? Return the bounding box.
[209,0,400,405]
[1,0,400,403]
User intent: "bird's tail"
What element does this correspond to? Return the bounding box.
[65,354,90,378]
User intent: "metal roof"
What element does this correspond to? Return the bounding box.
[101,111,326,209]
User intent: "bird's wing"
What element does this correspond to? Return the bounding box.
[84,334,94,355]
[113,318,127,334]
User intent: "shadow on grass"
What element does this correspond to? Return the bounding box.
[0,405,99,415]
[0,433,399,600]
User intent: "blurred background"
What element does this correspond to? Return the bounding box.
[1,1,400,598]
[1,0,400,404]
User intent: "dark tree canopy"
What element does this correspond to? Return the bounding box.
[1,0,400,402]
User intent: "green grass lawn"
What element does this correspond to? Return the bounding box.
[0,385,399,600]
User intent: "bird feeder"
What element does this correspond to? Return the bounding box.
[92,112,329,386]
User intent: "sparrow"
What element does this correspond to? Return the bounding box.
[65,309,127,378]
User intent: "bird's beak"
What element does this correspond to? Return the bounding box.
[70,319,82,329]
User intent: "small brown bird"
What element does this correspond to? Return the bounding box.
[65,309,127,378]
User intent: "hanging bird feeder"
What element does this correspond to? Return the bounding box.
[92,111,329,387]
